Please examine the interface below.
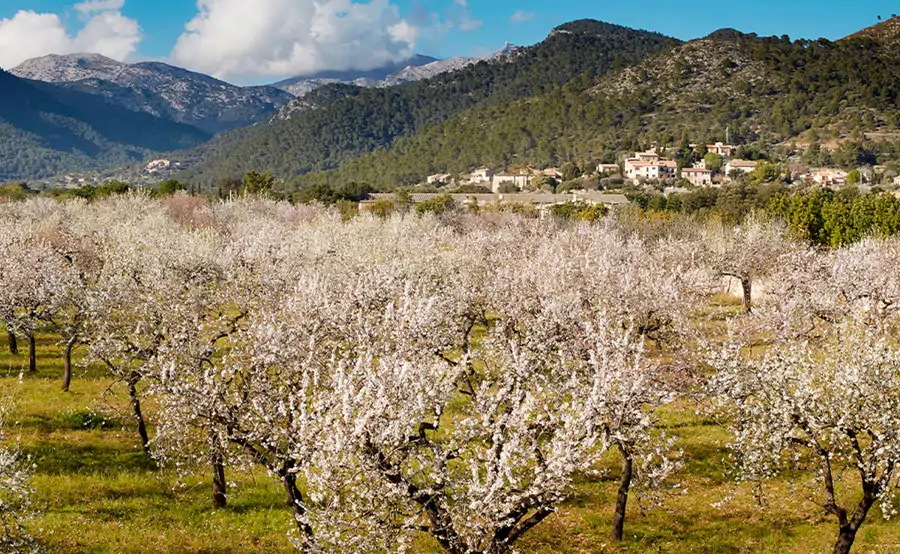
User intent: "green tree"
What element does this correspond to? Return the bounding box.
[156,179,187,196]
[749,163,779,186]
[703,153,724,172]
[847,169,861,185]
[561,162,583,182]
[241,171,275,195]
[0,183,32,201]
[415,194,456,216]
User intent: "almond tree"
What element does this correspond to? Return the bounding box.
[486,223,696,542]
[0,387,36,553]
[274,220,683,552]
[139,229,245,509]
[0,199,93,383]
[710,326,900,554]
[0,217,49,374]
[146,210,461,528]
[752,236,900,342]
[0,241,81,377]
[82,196,194,456]
[821,237,900,329]
[704,215,797,313]
[33,202,98,392]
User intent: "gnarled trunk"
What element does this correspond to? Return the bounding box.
[27,333,36,373]
[741,277,752,314]
[282,471,314,541]
[833,527,858,554]
[612,445,634,542]
[62,337,77,392]
[126,373,151,457]
[7,330,17,355]
[211,431,227,509]
[832,493,876,554]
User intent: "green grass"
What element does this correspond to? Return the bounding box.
[3,333,900,553]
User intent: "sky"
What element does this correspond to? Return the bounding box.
[0,0,896,84]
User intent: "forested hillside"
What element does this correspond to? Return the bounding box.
[181,20,680,185]
[291,31,900,190]
[0,69,210,181]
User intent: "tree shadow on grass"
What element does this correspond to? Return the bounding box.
[24,441,156,475]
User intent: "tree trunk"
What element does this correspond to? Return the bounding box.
[126,374,151,457]
[61,337,76,392]
[741,277,752,314]
[7,330,17,355]
[282,472,314,540]
[833,527,858,554]
[612,445,634,542]
[832,493,876,554]
[27,333,36,373]
[211,439,227,509]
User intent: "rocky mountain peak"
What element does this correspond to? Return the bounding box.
[9,54,293,134]
[12,53,125,82]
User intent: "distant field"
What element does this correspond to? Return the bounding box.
[4,330,899,553]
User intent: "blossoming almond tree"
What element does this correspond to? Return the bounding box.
[0,216,55,374]
[749,236,900,344]
[0,387,36,553]
[486,226,692,542]
[300,275,678,552]
[710,327,900,554]
[703,215,798,313]
[82,196,203,456]
[147,213,470,534]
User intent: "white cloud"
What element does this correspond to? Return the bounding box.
[510,10,535,24]
[171,0,421,81]
[0,3,140,69]
[74,0,126,15]
[453,0,468,6]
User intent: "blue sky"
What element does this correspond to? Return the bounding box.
[0,0,896,83]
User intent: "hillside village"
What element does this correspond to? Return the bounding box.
[421,139,900,199]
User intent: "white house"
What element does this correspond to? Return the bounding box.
[707,142,736,157]
[596,163,620,175]
[491,174,531,193]
[682,167,713,186]
[725,159,758,175]
[467,168,494,184]
[426,173,451,185]
[625,160,677,181]
[145,159,172,173]
[808,168,849,187]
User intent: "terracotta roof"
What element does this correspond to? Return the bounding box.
[628,160,676,168]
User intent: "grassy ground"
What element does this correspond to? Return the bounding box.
[3,332,900,553]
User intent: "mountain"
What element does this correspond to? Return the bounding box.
[270,48,525,96]
[11,54,294,134]
[180,20,680,185]
[0,68,210,181]
[271,54,439,96]
[843,16,900,43]
[289,29,900,190]
[380,56,482,87]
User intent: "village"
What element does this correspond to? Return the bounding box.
[419,140,900,204]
